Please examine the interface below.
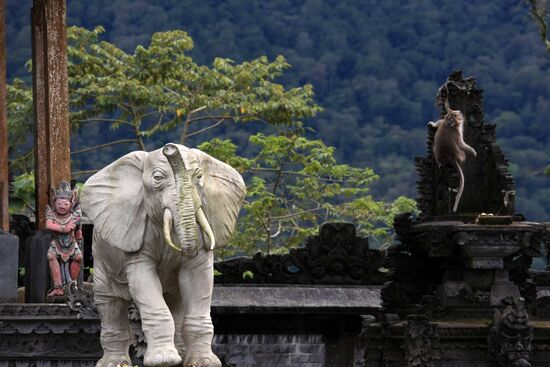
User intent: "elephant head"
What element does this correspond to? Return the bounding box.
[81,143,246,257]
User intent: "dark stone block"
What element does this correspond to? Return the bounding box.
[0,231,19,302]
[25,230,51,303]
[9,214,36,268]
[299,344,324,354]
[290,354,309,364]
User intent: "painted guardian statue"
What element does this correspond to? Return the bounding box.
[81,143,246,367]
[46,181,83,297]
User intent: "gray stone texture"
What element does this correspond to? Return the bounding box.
[213,334,325,367]
[0,231,18,302]
[213,285,381,309]
[25,230,51,303]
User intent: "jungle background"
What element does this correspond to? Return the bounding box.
[3,0,550,254]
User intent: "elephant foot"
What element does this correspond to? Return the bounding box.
[184,350,221,367]
[144,347,182,367]
[96,354,131,367]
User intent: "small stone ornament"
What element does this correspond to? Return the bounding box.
[45,181,83,297]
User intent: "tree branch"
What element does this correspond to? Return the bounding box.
[186,113,257,125]
[247,167,348,183]
[73,118,135,127]
[528,0,550,54]
[270,205,322,220]
[185,118,226,138]
[71,139,138,155]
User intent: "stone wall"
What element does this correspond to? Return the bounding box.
[214,335,325,367]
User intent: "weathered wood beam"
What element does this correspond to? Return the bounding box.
[0,0,8,232]
[31,0,70,229]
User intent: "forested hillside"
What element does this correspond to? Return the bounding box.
[5,0,550,220]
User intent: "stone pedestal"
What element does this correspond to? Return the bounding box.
[382,218,546,315]
[377,71,550,366]
[0,231,19,302]
[426,221,542,308]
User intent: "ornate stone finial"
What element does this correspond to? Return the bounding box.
[416,70,516,219]
[488,297,533,367]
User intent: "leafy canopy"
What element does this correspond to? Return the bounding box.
[7,25,415,255]
[68,26,321,154]
[199,135,415,256]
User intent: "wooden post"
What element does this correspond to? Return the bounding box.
[0,0,9,232]
[31,0,70,229]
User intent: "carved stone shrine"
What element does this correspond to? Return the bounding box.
[368,71,550,367]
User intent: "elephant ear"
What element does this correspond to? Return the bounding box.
[192,149,246,247]
[81,151,148,252]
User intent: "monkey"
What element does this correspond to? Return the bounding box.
[428,99,477,213]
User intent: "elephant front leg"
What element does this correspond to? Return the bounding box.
[94,273,131,367]
[165,291,186,360]
[127,258,182,367]
[179,250,221,367]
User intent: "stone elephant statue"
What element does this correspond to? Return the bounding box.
[81,143,246,367]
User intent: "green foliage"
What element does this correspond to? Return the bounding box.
[526,0,550,54]
[6,0,550,219]
[242,270,254,280]
[6,25,413,257]
[67,26,321,164]
[525,0,550,180]
[6,78,34,174]
[200,135,416,256]
[9,172,35,215]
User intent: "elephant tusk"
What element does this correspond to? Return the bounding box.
[196,206,216,250]
[163,209,182,253]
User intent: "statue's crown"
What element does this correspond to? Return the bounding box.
[53,181,73,201]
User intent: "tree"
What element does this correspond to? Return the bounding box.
[7,25,416,256]
[68,26,321,172]
[6,78,35,215]
[199,135,415,256]
[6,78,33,175]
[526,0,550,177]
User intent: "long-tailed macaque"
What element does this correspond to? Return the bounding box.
[428,99,477,212]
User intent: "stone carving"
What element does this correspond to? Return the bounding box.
[81,143,246,367]
[214,222,386,285]
[488,297,533,367]
[404,315,440,367]
[0,304,101,361]
[383,216,545,313]
[66,281,98,319]
[381,71,547,318]
[380,214,442,310]
[532,270,550,287]
[45,181,83,297]
[529,296,550,318]
[416,70,515,220]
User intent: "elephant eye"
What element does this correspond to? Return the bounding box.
[152,171,165,182]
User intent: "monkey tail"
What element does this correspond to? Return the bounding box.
[452,160,464,213]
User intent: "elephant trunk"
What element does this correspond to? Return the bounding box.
[163,144,199,257]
